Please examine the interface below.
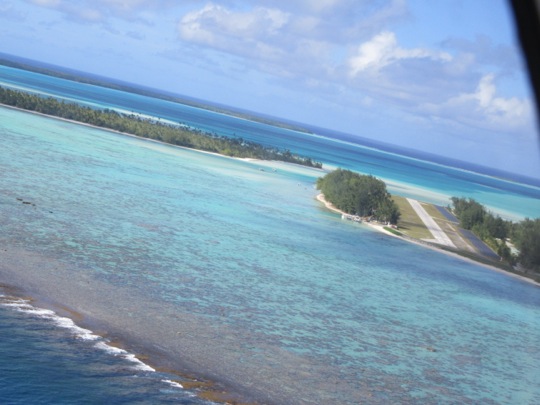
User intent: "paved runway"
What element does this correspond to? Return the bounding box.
[407,198,456,248]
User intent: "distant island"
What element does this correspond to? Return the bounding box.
[0,55,314,134]
[0,86,322,168]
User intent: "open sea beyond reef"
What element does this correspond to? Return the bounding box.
[1,65,540,404]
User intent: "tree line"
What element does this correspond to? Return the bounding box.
[0,86,322,168]
[317,169,400,224]
[0,57,314,134]
[451,197,540,273]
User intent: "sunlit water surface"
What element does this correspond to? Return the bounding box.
[1,106,539,404]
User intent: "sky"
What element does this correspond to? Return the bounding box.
[1,0,539,177]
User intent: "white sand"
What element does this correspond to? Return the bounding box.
[316,193,540,287]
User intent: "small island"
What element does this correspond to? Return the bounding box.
[0,86,322,169]
[316,169,400,224]
[0,56,316,134]
[317,169,540,283]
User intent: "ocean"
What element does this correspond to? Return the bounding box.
[1,63,539,220]
[0,292,205,405]
[0,65,539,404]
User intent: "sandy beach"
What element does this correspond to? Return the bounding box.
[316,193,540,287]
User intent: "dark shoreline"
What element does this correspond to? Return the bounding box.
[0,246,263,405]
[0,244,372,405]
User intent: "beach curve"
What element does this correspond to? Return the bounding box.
[316,193,540,287]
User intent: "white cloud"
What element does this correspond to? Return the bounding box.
[303,0,342,13]
[175,2,411,85]
[15,0,536,171]
[263,0,408,39]
[348,31,451,76]
[178,1,409,56]
[475,74,531,128]
[77,7,103,22]
[175,3,532,139]
[442,35,520,75]
[178,4,295,71]
[29,0,61,6]
[98,0,150,12]
[422,74,533,134]
[179,4,289,45]
[23,0,174,22]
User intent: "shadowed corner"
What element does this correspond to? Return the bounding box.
[509,0,540,137]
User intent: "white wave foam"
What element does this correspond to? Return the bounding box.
[94,341,155,372]
[123,352,156,372]
[52,317,100,341]
[2,300,57,318]
[123,353,156,372]
[1,298,100,340]
[94,340,126,355]
[1,296,155,372]
[161,379,184,389]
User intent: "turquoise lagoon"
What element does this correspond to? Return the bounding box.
[1,104,540,404]
[1,63,540,221]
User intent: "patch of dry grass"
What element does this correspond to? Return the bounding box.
[422,203,447,221]
[392,195,433,239]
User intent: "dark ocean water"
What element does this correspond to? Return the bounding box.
[0,64,539,404]
[0,294,212,404]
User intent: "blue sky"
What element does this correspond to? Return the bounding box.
[1,0,539,177]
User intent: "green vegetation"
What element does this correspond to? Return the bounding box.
[451,197,511,261]
[384,227,403,236]
[0,57,313,133]
[451,197,540,273]
[0,86,322,168]
[317,169,400,224]
[511,218,540,273]
[392,195,433,239]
